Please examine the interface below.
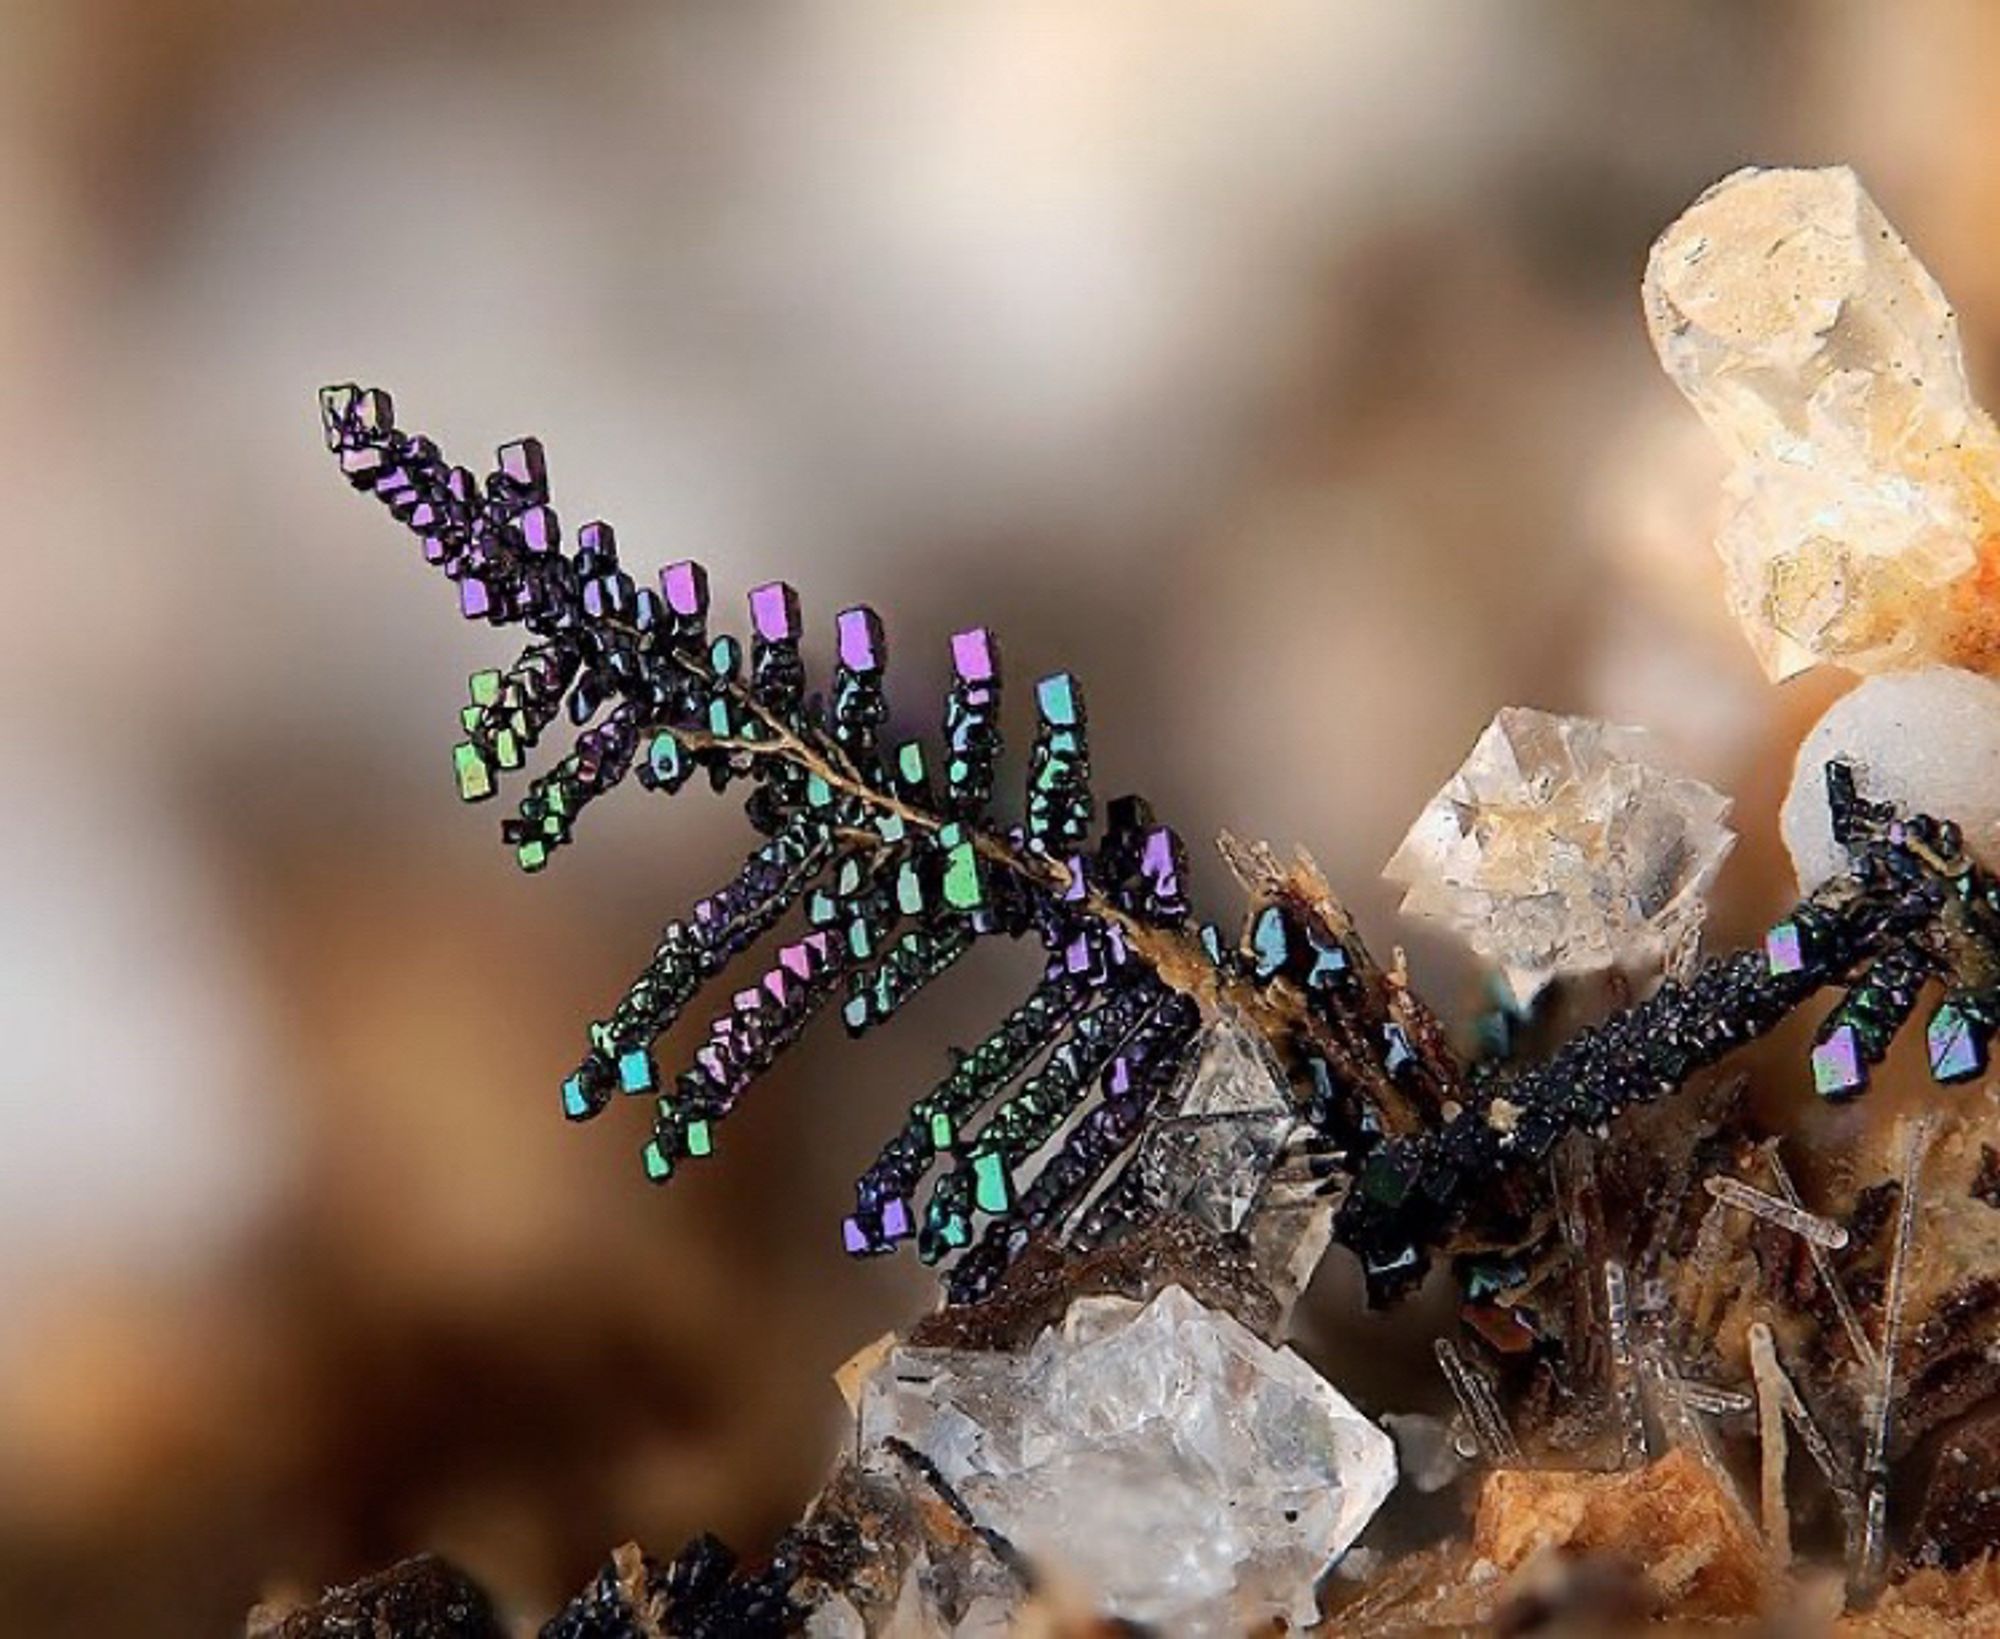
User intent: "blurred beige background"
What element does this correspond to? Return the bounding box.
[4,2,1997,1631]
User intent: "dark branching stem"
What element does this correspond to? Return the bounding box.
[322,384,1999,1310]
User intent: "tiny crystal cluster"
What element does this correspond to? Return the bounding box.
[1645,165,2000,680]
[1384,706,1733,1000]
[857,1283,1395,1635]
[321,379,2000,1310]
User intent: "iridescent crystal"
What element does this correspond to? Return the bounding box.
[1385,707,1734,1001]
[857,1284,1396,1635]
[1645,166,2000,679]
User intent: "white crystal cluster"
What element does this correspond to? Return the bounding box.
[857,1284,1395,1637]
[1644,165,2000,681]
[1782,666,2000,889]
[1386,707,1733,1001]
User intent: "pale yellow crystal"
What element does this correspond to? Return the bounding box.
[1644,166,2000,679]
[1384,708,1733,1002]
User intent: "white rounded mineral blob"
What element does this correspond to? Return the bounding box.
[1782,667,2000,889]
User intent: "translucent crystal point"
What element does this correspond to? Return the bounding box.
[1645,166,2000,679]
[1135,1015,1294,1236]
[1385,707,1733,1001]
[858,1285,1396,1635]
[1126,1014,1333,1319]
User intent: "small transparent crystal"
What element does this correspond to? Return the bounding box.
[1645,165,2000,679]
[1385,707,1734,1001]
[1134,1015,1295,1235]
[1122,1013,1334,1319]
[857,1284,1396,1636]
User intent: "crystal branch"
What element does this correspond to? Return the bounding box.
[324,383,2000,1310]
[1766,1145,1878,1375]
[1703,1174,1850,1250]
[1857,1114,1936,1598]
[1747,1320,1791,1567]
[1603,1259,1649,1470]
[1434,1337,1520,1466]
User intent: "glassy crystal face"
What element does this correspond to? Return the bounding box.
[1645,165,2000,680]
[1385,707,1734,1002]
[1135,1016,1295,1236]
[801,1445,1025,1638]
[1122,1015,1333,1318]
[858,1285,1396,1636]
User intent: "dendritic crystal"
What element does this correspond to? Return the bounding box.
[857,1284,1395,1635]
[1384,707,1733,1001]
[1783,666,2000,889]
[1645,165,2000,680]
[324,375,2000,1309]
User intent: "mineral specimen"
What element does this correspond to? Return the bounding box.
[1645,165,2000,680]
[794,1443,1027,1638]
[1471,1450,1769,1622]
[246,1556,503,1639]
[1384,706,1733,1000]
[1123,1013,1337,1314]
[857,1283,1395,1635]
[1132,1015,1295,1238]
[1782,666,2000,888]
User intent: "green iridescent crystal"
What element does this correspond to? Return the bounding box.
[453,742,494,802]
[939,824,985,911]
[971,1149,1012,1214]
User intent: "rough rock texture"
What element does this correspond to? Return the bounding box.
[910,1212,1282,1351]
[795,1442,1028,1638]
[1472,1451,1768,1622]
[1910,1407,2000,1573]
[245,1555,504,1639]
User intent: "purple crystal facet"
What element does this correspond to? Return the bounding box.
[518,505,559,554]
[1764,922,1805,977]
[1811,1024,1866,1098]
[749,580,801,644]
[950,626,997,683]
[836,605,886,672]
[661,560,709,620]
[496,437,546,493]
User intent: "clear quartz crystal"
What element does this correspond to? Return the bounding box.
[1120,1014,1333,1315]
[1385,707,1733,1001]
[857,1284,1396,1636]
[1134,1015,1296,1236]
[1645,165,2000,679]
